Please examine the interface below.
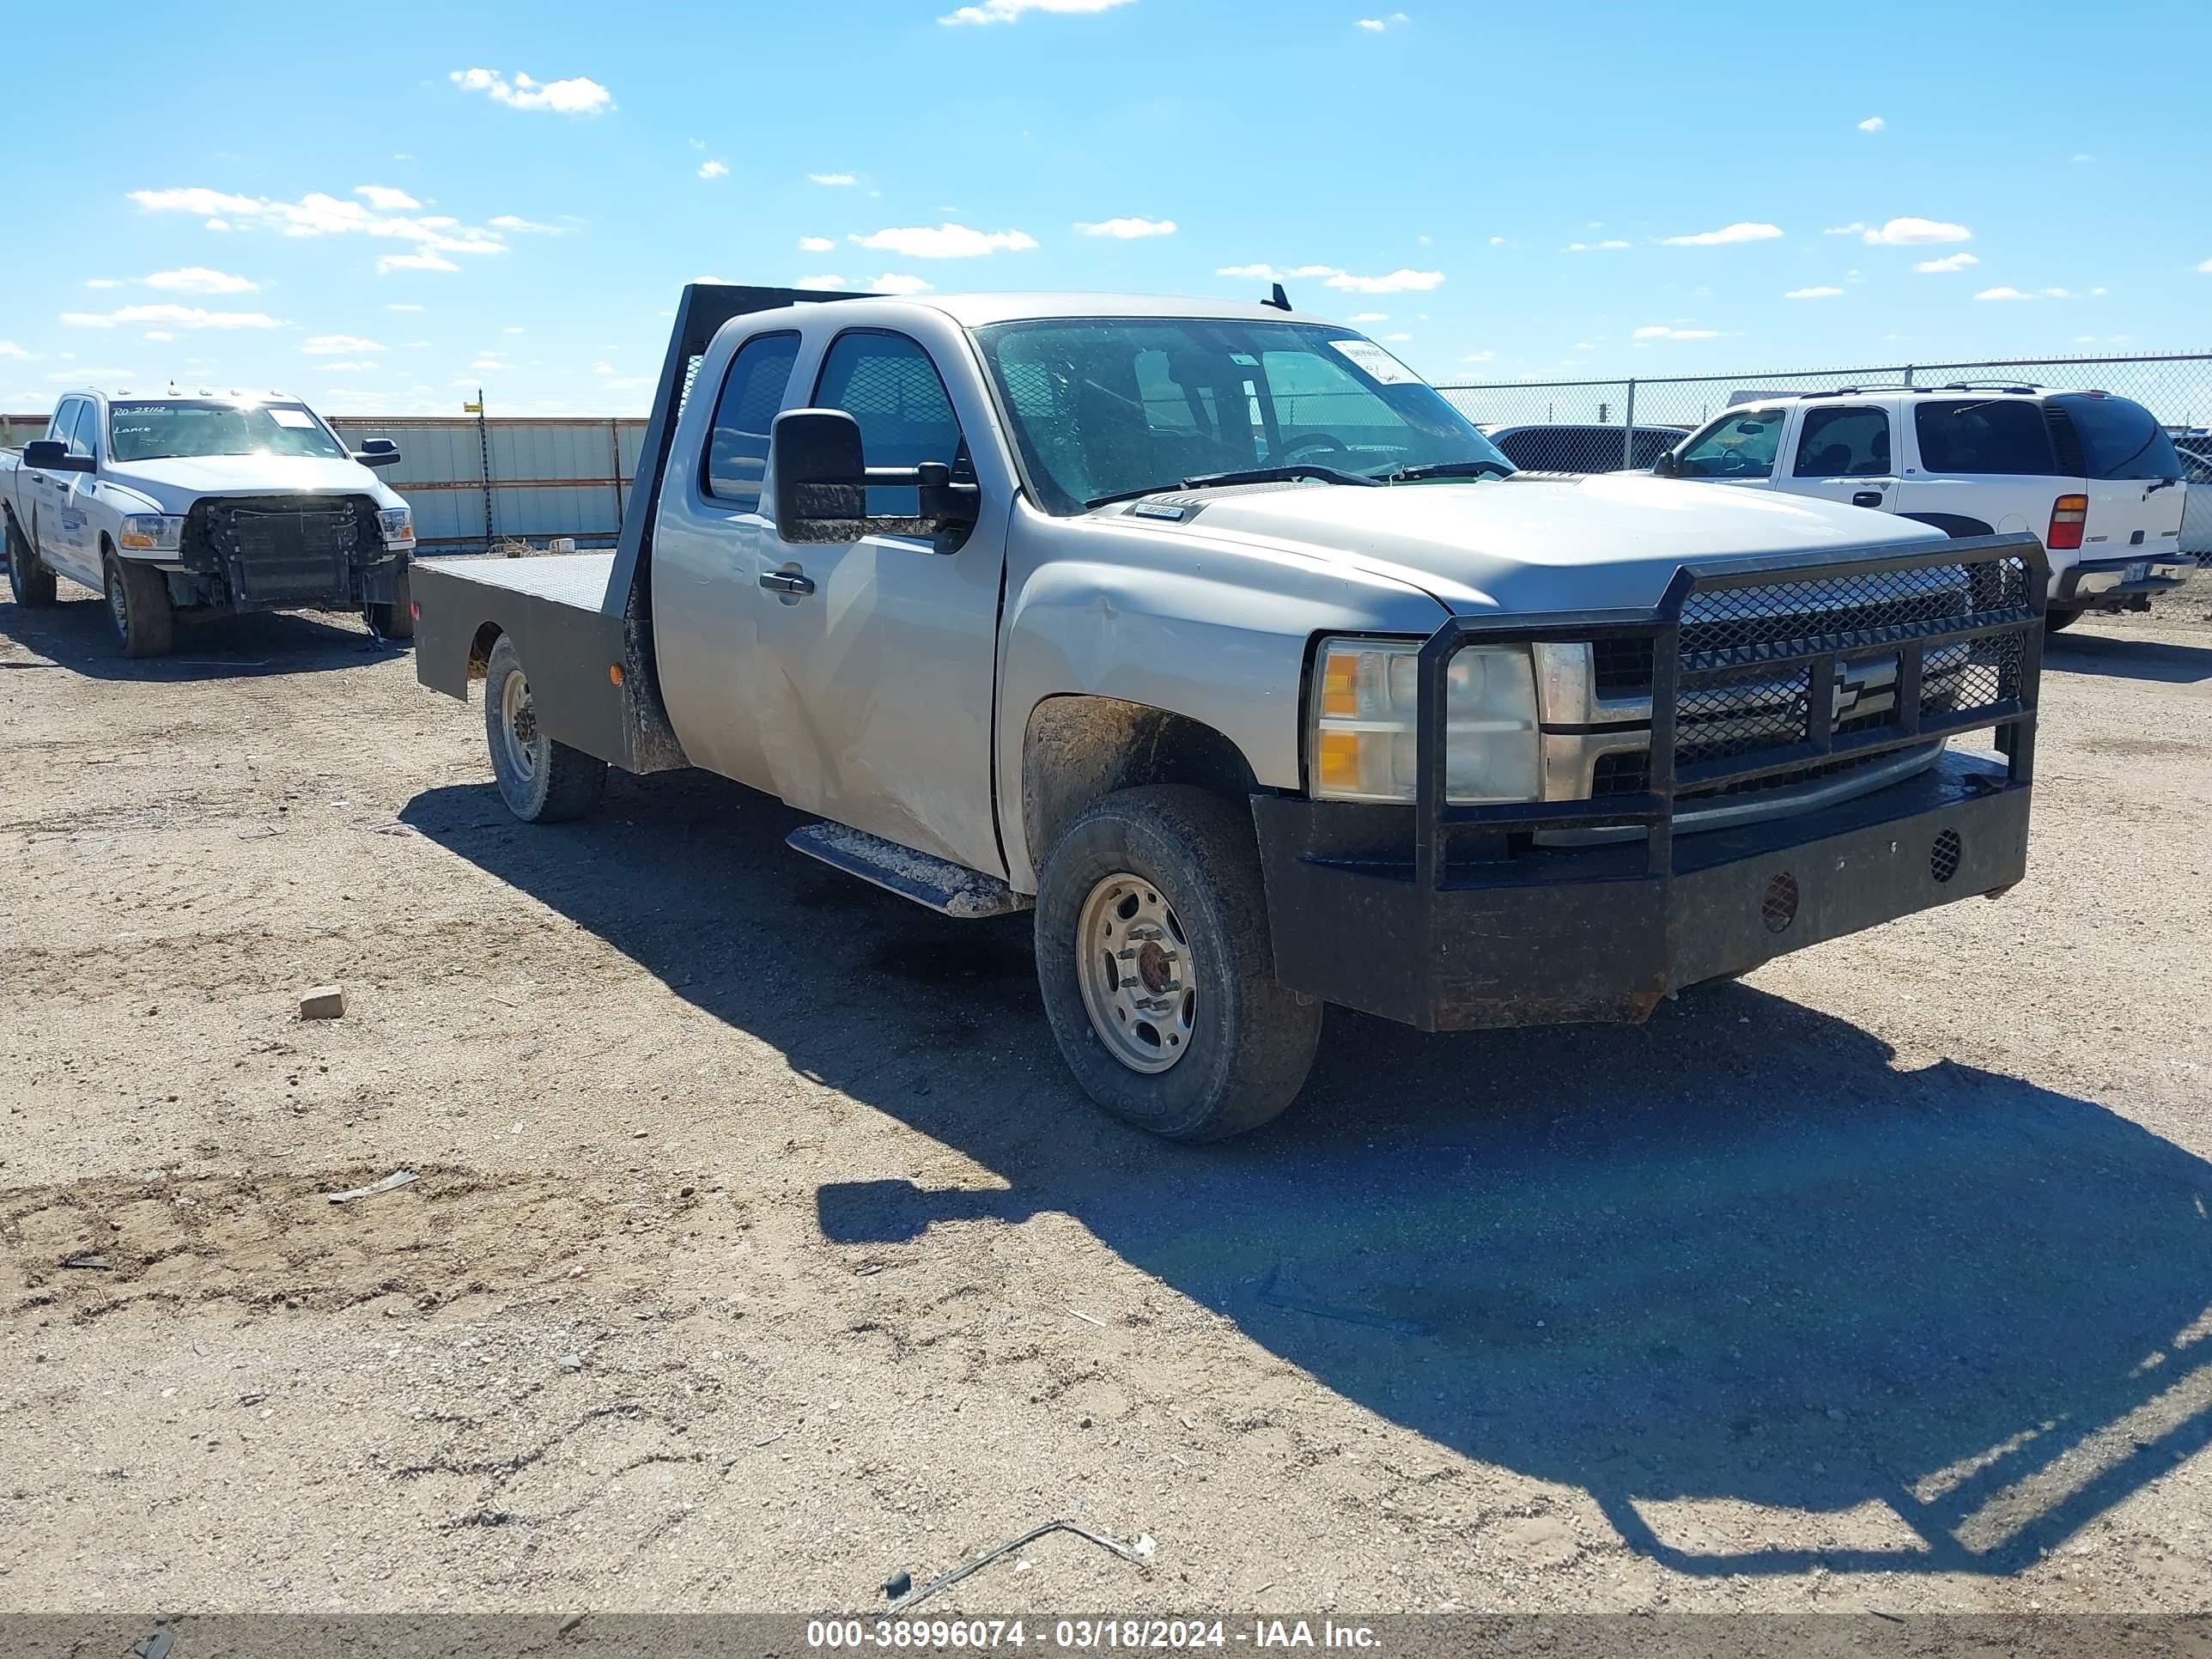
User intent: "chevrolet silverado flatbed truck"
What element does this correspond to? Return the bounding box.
[410,283,2047,1141]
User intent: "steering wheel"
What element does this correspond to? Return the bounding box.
[1279,432,1352,461]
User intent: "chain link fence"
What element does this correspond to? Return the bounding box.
[1434,351,2212,477]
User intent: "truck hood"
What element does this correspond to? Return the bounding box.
[105,454,400,511]
[1103,472,1930,612]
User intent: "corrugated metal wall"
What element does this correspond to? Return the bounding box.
[3,411,648,553]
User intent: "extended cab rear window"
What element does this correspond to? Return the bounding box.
[2051,392,2182,480]
[1912,399,2054,476]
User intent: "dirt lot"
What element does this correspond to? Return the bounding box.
[3,574,2209,1618]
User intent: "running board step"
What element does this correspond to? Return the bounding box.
[785,823,1032,919]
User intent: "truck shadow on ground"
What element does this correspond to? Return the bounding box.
[2041,629,2212,686]
[403,768,2212,1583]
[0,592,385,678]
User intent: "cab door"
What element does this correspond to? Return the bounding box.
[1778,402,1900,515]
[27,398,89,580]
[749,325,1008,876]
[1668,405,1791,488]
[52,399,106,578]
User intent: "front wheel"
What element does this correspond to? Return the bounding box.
[2045,606,2083,635]
[483,633,605,822]
[6,514,57,607]
[105,553,174,658]
[1034,785,1321,1141]
[364,562,415,641]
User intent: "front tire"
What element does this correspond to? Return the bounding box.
[364,562,415,641]
[2045,606,2083,635]
[104,552,174,658]
[1034,784,1321,1142]
[483,634,605,823]
[6,514,57,608]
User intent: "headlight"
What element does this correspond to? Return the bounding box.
[377,506,415,546]
[1309,636,1540,804]
[118,514,185,554]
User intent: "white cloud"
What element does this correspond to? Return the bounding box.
[1356,10,1410,28]
[2197,257,2211,274]
[1973,286,2033,301]
[939,0,1133,24]
[0,341,27,358]
[1350,312,1388,323]
[147,266,259,295]
[795,275,849,291]
[1381,331,1412,342]
[1784,286,1843,299]
[449,67,614,116]
[798,236,835,252]
[1823,222,1866,236]
[1324,267,1443,294]
[131,186,510,276]
[204,218,231,231]
[697,160,728,180]
[1862,216,1972,246]
[1075,216,1176,239]
[304,334,386,354]
[1633,325,1723,340]
[1487,235,1506,246]
[1660,222,1784,246]
[356,184,421,210]
[1857,115,1885,131]
[61,304,282,330]
[503,326,526,334]
[143,331,175,343]
[316,360,379,371]
[1563,240,1630,252]
[387,302,427,312]
[488,215,564,234]
[851,223,1038,258]
[1915,252,1979,273]
[809,173,858,186]
[870,272,933,295]
[1462,349,1496,362]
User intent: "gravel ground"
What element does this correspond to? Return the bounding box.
[2,573,2209,1618]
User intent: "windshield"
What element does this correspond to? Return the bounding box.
[971,318,1510,513]
[106,400,349,464]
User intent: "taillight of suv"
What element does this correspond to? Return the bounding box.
[2047,493,2087,551]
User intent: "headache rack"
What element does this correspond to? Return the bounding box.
[1412,532,2048,890]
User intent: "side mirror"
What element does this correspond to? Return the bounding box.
[23,439,93,473]
[772,409,869,544]
[771,408,981,544]
[353,437,402,469]
[1652,450,1679,477]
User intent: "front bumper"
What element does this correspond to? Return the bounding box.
[1255,752,2027,1030]
[2057,550,2192,608]
[1253,532,2047,1033]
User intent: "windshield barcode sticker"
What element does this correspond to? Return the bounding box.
[267,408,317,428]
[1329,338,1424,386]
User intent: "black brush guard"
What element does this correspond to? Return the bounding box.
[1252,533,2048,1031]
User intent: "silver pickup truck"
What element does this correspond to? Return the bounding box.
[410,283,2047,1141]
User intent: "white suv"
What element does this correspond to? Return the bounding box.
[1655,384,2190,630]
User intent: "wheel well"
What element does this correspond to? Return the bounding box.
[466,621,503,679]
[1899,512,1996,539]
[1023,696,1259,868]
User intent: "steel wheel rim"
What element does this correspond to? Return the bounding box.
[499,668,540,783]
[106,570,128,636]
[1076,871,1196,1074]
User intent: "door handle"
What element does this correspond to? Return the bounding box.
[758,569,815,597]
[1851,490,1885,507]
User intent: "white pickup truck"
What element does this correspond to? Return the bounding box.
[1,389,417,655]
[1654,384,2189,631]
[410,284,2048,1141]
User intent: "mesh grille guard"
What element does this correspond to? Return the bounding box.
[1411,532,2049,891]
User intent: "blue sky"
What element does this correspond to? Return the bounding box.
[4,0,2206,417]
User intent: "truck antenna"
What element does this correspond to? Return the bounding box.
[1264,283,1291,313]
